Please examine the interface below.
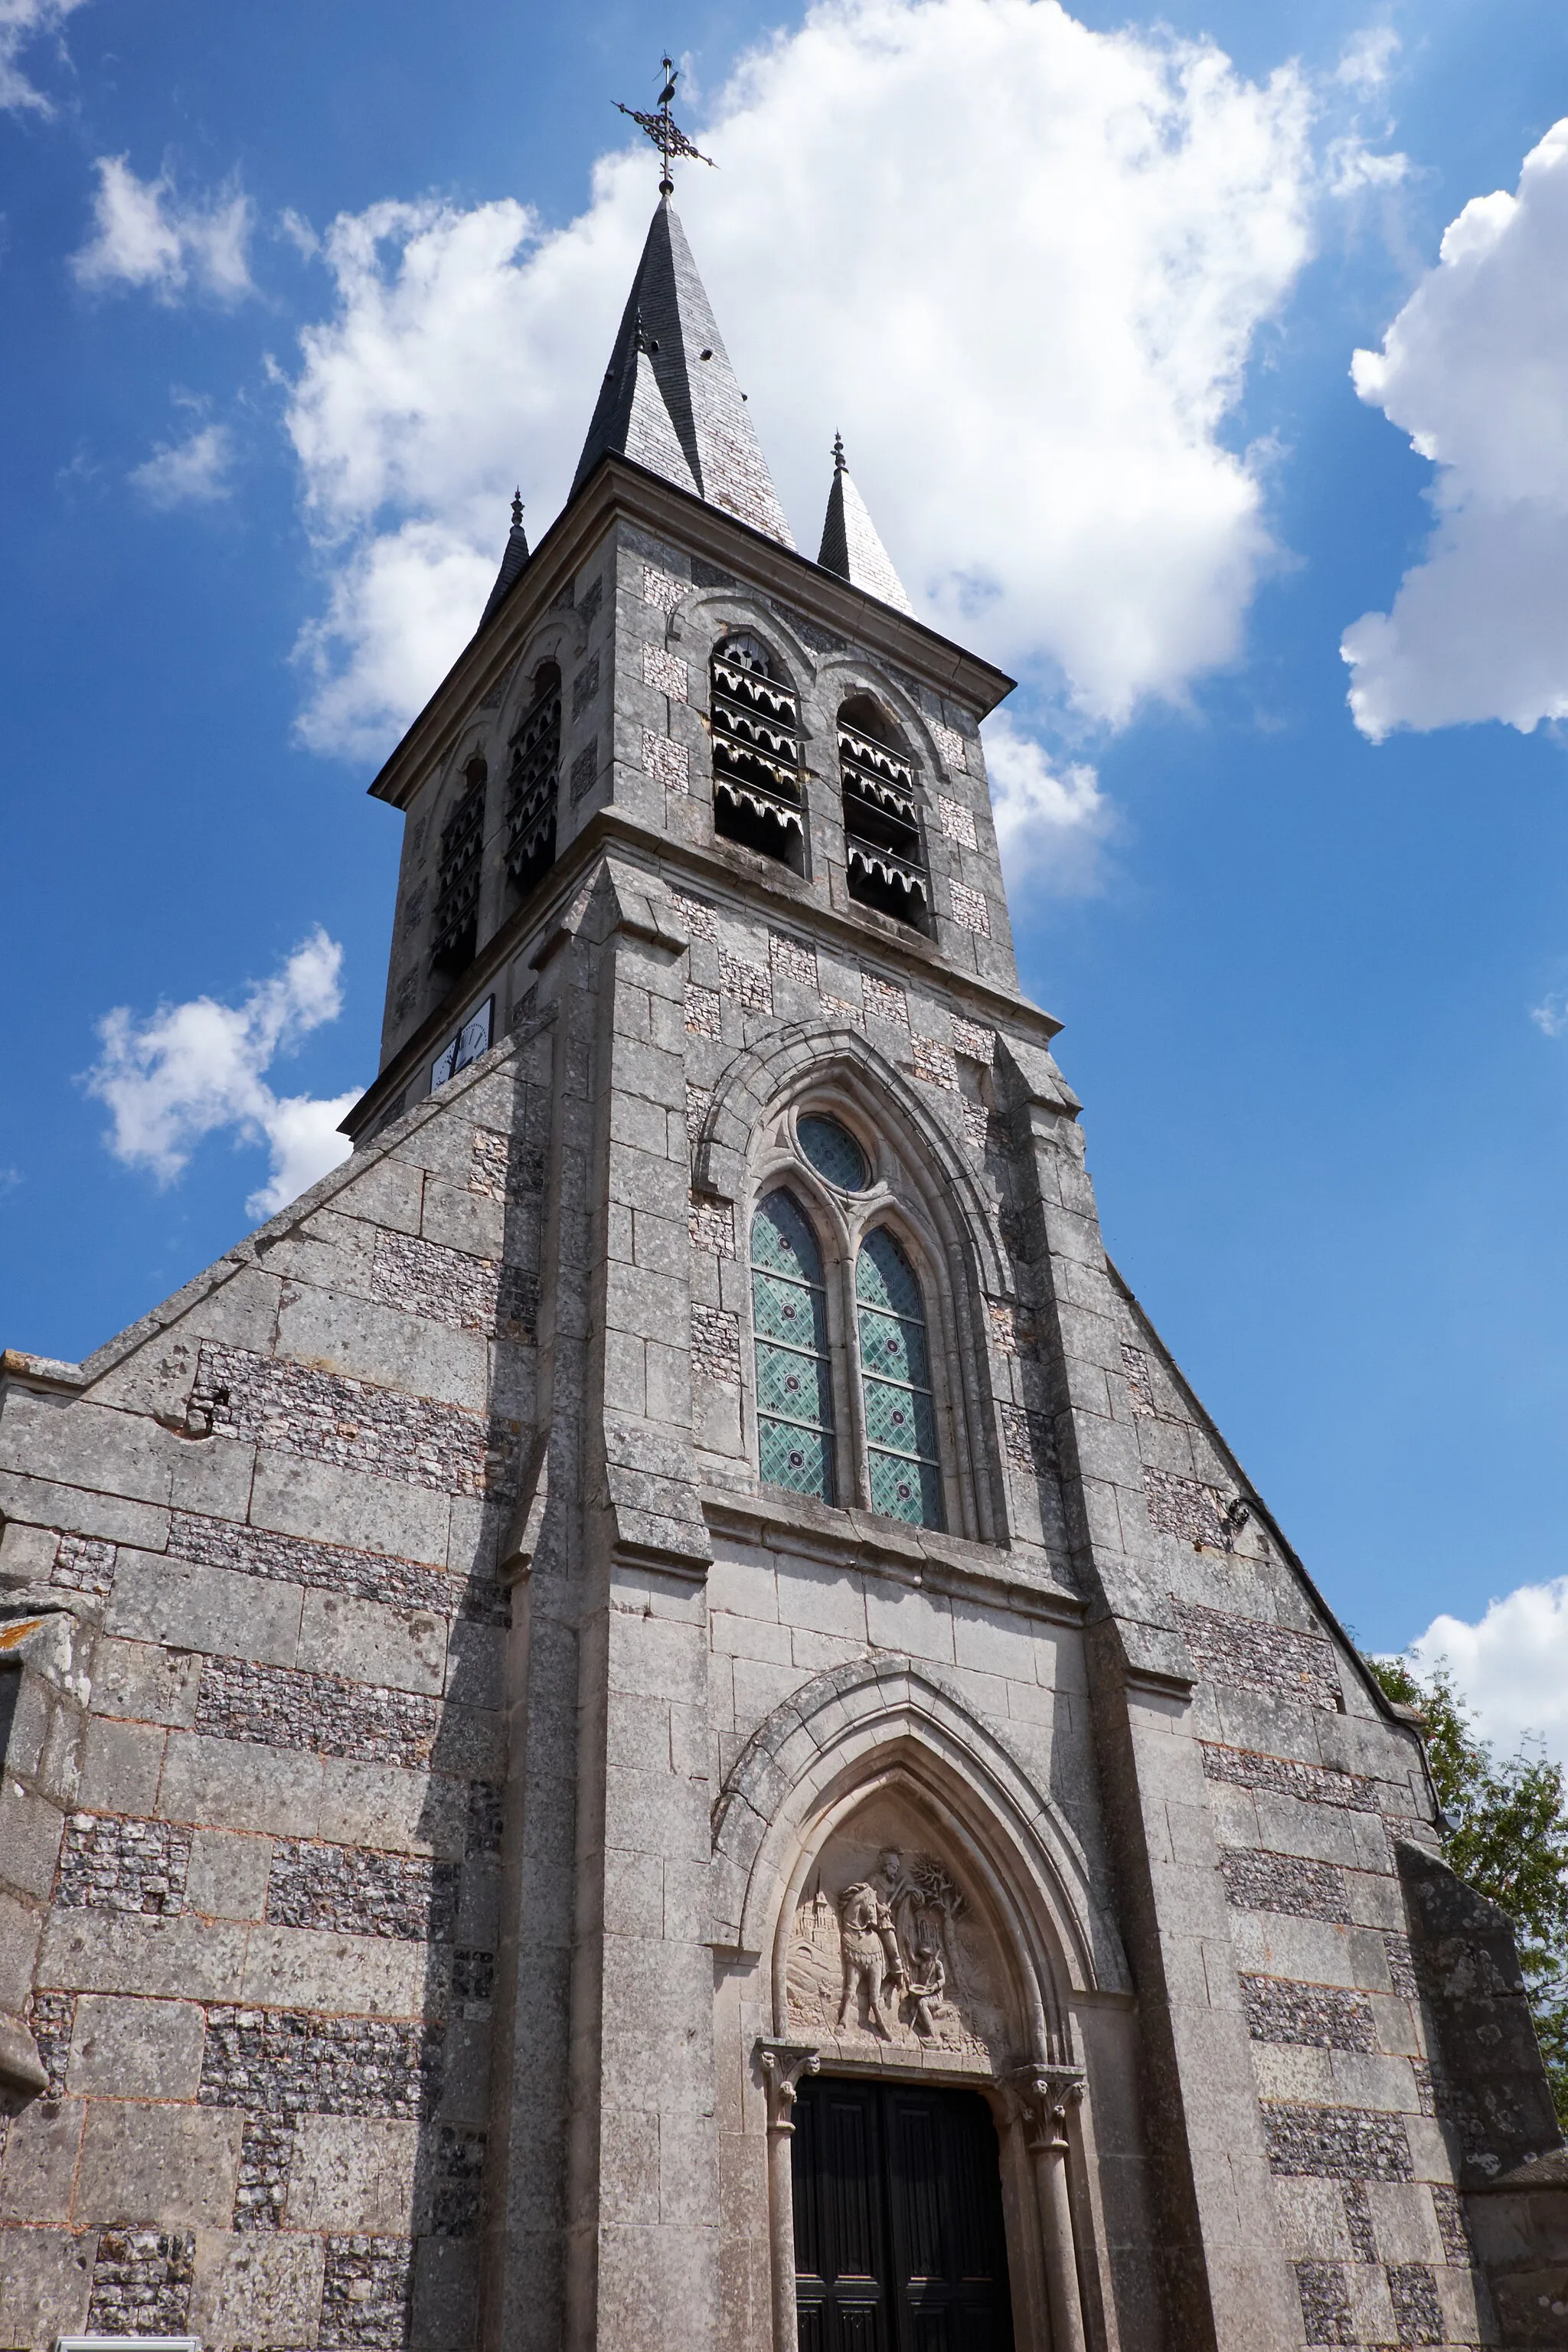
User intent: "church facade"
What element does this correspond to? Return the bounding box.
[1,194,1563,2352]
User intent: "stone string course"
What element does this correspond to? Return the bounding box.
[51,1530,117,1595]
[201,2007,441,2120]
[193,1341,511,1499]
[1174,1599,1341,1712]
[169,1511,488,1622]
[321,2235,416,2349]
[1240,1974,1377,2053]
[1144,1465,1229,1548]
[265,1841,461,1942]
[1263,2104,1413,2181]
[1220,1847,1351,1922]
[691,1306,742,1385]
[195,1658,440,1769]
[1201,1743,1376,1813]
[1120,1341,1156,1418]
[57,1811,191,1914]
[87,2229,195,2335]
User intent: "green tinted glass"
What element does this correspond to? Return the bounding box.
[854,1227,941,1530]
[799,1114,869,1191]
[751,1191,834,1506]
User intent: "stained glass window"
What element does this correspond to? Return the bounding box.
[856,1228,942,1528]
[752,1191,835,1504]
[798,1114,868,1192]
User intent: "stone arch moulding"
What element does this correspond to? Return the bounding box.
[812,648,956,784]
[678,586,818,688]
[711,1655,1129,2053]
[691,1017,1010,1302]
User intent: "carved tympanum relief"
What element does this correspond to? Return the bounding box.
[786,1801,1010,2063]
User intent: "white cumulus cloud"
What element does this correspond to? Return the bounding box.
[1342,119,1568,740]
[281,0,1316,760]
[0,0,87,113]
[982,715,1112,895]
[1406,1579,1568,1769]
[129,419,233,509]
[83,931,361,1220]
[74,154,256,304]
[1532,992,1568,1039]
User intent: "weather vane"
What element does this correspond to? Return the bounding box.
[616,54,715,194]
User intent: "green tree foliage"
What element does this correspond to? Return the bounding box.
[1367,1655,1568,2131]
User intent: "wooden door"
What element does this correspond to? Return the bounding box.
[792,2077,1015,2352]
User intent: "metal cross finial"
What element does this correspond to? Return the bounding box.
[616,53,716,194]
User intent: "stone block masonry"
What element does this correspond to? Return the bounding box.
[371,1230,535,1338]
[1145,1465,1229,1548]
[169,1511,501,1624]
[1202,1741,1377,1812]
[192,1341,514,1498]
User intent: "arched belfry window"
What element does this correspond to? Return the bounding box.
[431,756,487,975]
[505,660,560,901]
[751,1191,835,1504]
[839,696,929,928]
[856,1228,942,1529]
[711,634,807,875]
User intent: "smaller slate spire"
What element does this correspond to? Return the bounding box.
[817,435,913,616]
[479,490,531,632]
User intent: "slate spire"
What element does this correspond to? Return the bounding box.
[816,433,913,616]
[479,489,531,632]
[570,195,795,547]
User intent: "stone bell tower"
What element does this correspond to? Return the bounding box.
[1,162,1562,2352]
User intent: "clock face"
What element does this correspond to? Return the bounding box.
[430,995,494,1093]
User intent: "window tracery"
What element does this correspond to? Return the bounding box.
[838,695,929,927]
[856,1228,942,1528]
[710,633,807,874]
[430,756,487,975]
[505,660,560,900]
[751,1190,835,1504]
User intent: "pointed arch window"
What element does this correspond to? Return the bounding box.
[751,1190,835,1504]
[505,660,560,901]
[839,696,929,929]
[430,756,487,975]
[711,633,807,875]
[856,1228,942,1528]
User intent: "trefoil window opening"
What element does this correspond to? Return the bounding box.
[505,660,561,901]
[430,756,488,975]
[856,1227,942,1529]
[751,1191,835,1504]
[839,696,929,929]
[711,633,807,875]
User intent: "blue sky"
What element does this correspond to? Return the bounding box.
[4,0,1568,1751]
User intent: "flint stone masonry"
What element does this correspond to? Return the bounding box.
[571,655,600,717]
[950,880,991,936]
[87,2228,195,2335]
[643,730,690,792]
[642,643,688,700]
[937,795,977,847]
[929,720,965,769]
[1295,2262,1355,2345]
[1145,1465,1229,1547]
[192,1341,507,1498]
[643,563,685,611]
[195,1657,440,1769]
[999,1403,1056,1476]
[720,951,772,1014]
[1384,1929,1418,1998]
[169,1511,465,1620]
[235,2109,296,2230]
[691,1306,742,1385]
[28,1990,74,2096]
[684,1081,714,1139]
[769,930,816,985]
[57,1812,191,1914]
[578,576,603,625]
[1121,1341,1156,1416]
[1174,1600,1341,1712]
[1203,1742,1377,1812]
[1432,2184,1472,2265]
[671,890,717,941]
[1220,1847,1351,1922]
[430,2125,487,2238]
[1240,1975,1377,2052]
[469,1127,544,1203]
[320,2234,415,2350]
[372,1231,513,1336]
[1264,2105,1413,2182]
[1387,2262,1444,2344]
[1342,2180,1377,2263]
[51,1530,117,1595]
[684,982,721,1038]
[861,972,909,1029]
[951,1018,995,1063]
[201,2007,440,2119]
[466,1782,503,1856]
[912,1037,959,1092]
[265,1841,460,1942]
[689,1197,736,1257]
[819,991,866,1031]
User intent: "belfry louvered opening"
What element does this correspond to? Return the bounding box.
[505,661,561,902]
[839,695,929,929]
[430,756,487,975]
[710,633,807,875]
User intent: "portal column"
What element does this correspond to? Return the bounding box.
[1009,2067,1088,2352]
[756,2040,819,2352]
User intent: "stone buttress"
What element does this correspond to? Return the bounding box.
[2,191,1563,2352]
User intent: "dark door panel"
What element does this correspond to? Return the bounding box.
[793,2078,1014,2352]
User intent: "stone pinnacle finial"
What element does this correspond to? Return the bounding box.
[511,488,524,529]
[833,432,847,472]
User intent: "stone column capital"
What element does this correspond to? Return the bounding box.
[756,2037,820,2131]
